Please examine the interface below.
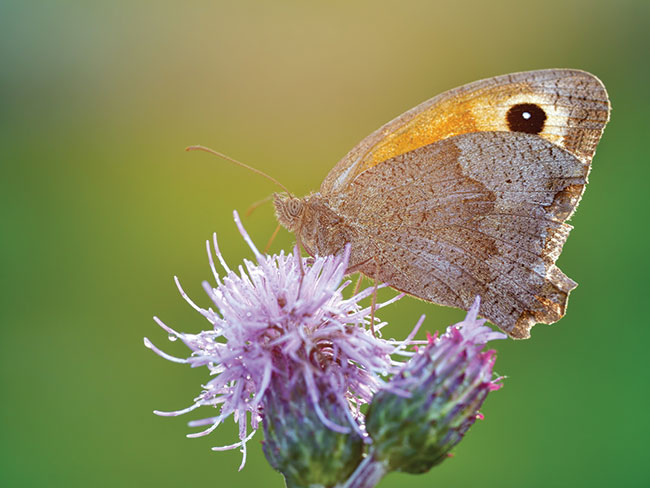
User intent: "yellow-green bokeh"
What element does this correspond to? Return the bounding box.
[2,1,649,486]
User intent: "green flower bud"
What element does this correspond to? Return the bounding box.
[262,375,364,488]
[366,299,505,474]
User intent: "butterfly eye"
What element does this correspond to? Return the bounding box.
[287,199,303,218]
[506,103,547,134]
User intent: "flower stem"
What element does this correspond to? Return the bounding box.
[340,450,387,488]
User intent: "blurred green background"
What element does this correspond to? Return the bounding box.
[2,0,649,486]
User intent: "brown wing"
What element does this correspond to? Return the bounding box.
[321,69,609,195]
[335,131,590,338]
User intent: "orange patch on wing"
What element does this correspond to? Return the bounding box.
[356,84,534,173]
[366,104,479,167]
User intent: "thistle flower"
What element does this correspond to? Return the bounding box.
[144,211,403,470]
[365,297,506,474]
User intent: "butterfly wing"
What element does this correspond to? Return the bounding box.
[335,131,594,338]
[321,69,609,195]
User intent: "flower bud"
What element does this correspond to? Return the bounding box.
[263,374,363,488]
[365,298,505,474]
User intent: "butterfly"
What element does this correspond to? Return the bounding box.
[273,69,610,338]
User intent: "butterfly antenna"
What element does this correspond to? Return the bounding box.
[186,145,293,197]
[245,195,273,217]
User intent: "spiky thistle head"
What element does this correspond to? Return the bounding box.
[144,211,403,470]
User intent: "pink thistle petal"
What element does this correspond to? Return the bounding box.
[143,337,188,364]
[488,382,504,391]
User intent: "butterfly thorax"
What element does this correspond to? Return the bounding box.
[274,192,350,258]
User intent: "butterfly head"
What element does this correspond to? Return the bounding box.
[273,193,305,233]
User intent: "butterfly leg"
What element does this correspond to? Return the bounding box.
[369,257,380,337]
[245,194,273,217]
[264,223,282,254]
[352,273,364,296]
[294,234,306,299]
